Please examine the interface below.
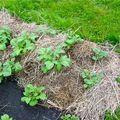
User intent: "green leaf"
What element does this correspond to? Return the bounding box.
[1,114,13,120]
[12,48,21,57]
[92,48,108,61]
[38,93,47,100]
[41,66,49,73]
[21,84,47,106]
[55,61,62,72]
[81,70,103,89]
[38,86,45,92]
[21,97,31,104]
[60,55,71,67]
[3,66,12,77]
[116,77,120,83]
[14,62,22,73]
[30,33,38,42]
[0,43,6,50]
[24,84,35,94]
[84,79,94,85]
[25,41,35,50]
[10,39,17,46]
[92,56,97,61]
[45,61,54,70]
[61,114,80,120]
[65,39,75,45]
[29,99,38,106]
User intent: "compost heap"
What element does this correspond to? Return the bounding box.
[0,10,120,120]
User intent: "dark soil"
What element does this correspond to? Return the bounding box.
[0,78,62,120]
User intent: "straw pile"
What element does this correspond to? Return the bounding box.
[0,10,120,120]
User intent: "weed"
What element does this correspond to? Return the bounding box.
[0,26,11,50]
[81,69,104,89]
[61,114,80,120]
[10,31,37,57]
[21,84,47,106]
[37,46,71,73]
[0,114,13,120]
[0,59,22,83]
[92,48,108,61]
[105,106,120,120]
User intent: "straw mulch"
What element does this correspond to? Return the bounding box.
[0,10,120,120]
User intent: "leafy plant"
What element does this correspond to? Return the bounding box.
[116,77,120,83]
[92,48,108,61]
[63,34,84,49]
[21,84,47,106]
[0,114,13,120]
[0,59,22,83]
[10,31,37,57]
[37,26,57,36]
[0,26,11,50]
[61,114,80,120]
[37,46,71,73]
[105,107,120,120]
[81,69,104,89]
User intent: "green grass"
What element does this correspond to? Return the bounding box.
[105,106,120,120]
[0,0,120,43]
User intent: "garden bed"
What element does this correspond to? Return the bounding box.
[0,10,120,120]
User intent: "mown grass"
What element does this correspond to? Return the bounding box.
[0,0,120,43]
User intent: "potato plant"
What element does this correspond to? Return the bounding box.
[81,69,104,89]
[0,26,11,50]
[37,46,71,73]
[63,34,84,49]
[21,84,47,106]
[0,114,13,120]
[0,59,22,83]
[37,26,57,36]
[92,48,108,61]
[10,31,37,57]
[61,114,80,120]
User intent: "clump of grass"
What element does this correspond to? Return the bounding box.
[105,106,120,120]
[116,77,120,83]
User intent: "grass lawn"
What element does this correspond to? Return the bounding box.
[0,0,120,43]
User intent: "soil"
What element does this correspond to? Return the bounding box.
[0,78,62,120]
